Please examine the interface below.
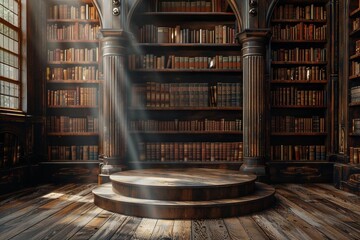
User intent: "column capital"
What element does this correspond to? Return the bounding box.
[99,30,130,56]
[237,29,271,44]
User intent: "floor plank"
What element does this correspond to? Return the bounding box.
[0,183,359,240]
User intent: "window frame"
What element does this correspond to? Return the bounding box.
[0,0,22,111]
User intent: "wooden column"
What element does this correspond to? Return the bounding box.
[238,30,269,177]
[98,30,128,182]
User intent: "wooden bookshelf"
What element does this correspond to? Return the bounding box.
[127,0,242,164]
[269,0,330,167]
[45,0,100,162]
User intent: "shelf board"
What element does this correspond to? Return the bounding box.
[271,19,327,24]
[135,43,240,48]
[277,0,328,4]
[47,61,98,65]
[47,105,98,109]
[349,74,360,80]
[47,40,99,44]
[271,132,327,136]
[129,69,242,73]
[42,160,100,164]
[350,53,360,60]
[271,80,327,84]
[128,161,243,165]
[349,102,360,107]
[350,28,360,37]
[268,160,329,163]
[271,40,327,44]
[272,61,327,65]
[271,105,326,109]
[129,107,242,111]
[47,80,101,84]
[47,19,99,23]
[349,133,360,137]
[350,7,360,18]
[47,132,99,136]
[130,131,242,135]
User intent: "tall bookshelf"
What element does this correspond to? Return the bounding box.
[268,0,333,182]
[45,0,100,166]
[127,0,243,167]
[336,0,360,194]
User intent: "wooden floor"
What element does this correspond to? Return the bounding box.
[0,183,359,240]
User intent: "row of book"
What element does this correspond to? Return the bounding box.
[47,88,98,107]
[272,4,327,20]
[47,23,100,41]
[156,0,227,12]
[48,145,98,161]
[271,88,326,106]
[1,23,19,54]
[272,66,326,81]
[349,147,360,164]
[47,116,99,133]
[355,39,360,55]
[129,118,242,132]
[0,133,22,169]
[351,61,360,76]
[137,25,235,44]
[137,141,243,162]
[353,18,360,32]
[272,24,327,41]
[131,82,242,107]
[270,145,326,161]
[271,48,327,62]
[271,116,325,133]
[48,4,100,20]
[352,118,360,134]
[46,66,100,81]
[47,48,99,62]
[350,86,360,103]
[128,54,242,70]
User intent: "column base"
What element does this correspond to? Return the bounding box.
[240,157,267,182]
[98,162,127,184]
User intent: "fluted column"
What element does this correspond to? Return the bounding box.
[238,30,270,177]
[98,30,128,182]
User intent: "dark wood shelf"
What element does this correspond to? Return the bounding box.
[272,61,327,65]
[350,28,360,37]
[271,19,327,24]
[349,102,360,107]
[271,80,327,84]
[349,133,360,137]
[130,131,242,135]
[47,132,99,136]
[47,105,98,109]
[277,0,328,4]
[129,69,242,73]
[268,160,329,163]
[46,80,101,84]
[350,53,360,60]
[47,61,99,65]
[129,107,242,111]
[271,132,327,136]
[128,161,243,165]
[42,160,100,164]
[349,74,360,80]
[47,40,99,44]
[350,7,360,18]
[271,40,327,44]
[271,105,326,109]
[135,43,240,48]
[47,19,99,23]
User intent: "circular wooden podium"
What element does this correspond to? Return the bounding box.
[93,168,275,219]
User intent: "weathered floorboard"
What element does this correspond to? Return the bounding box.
[0,183,359,240]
